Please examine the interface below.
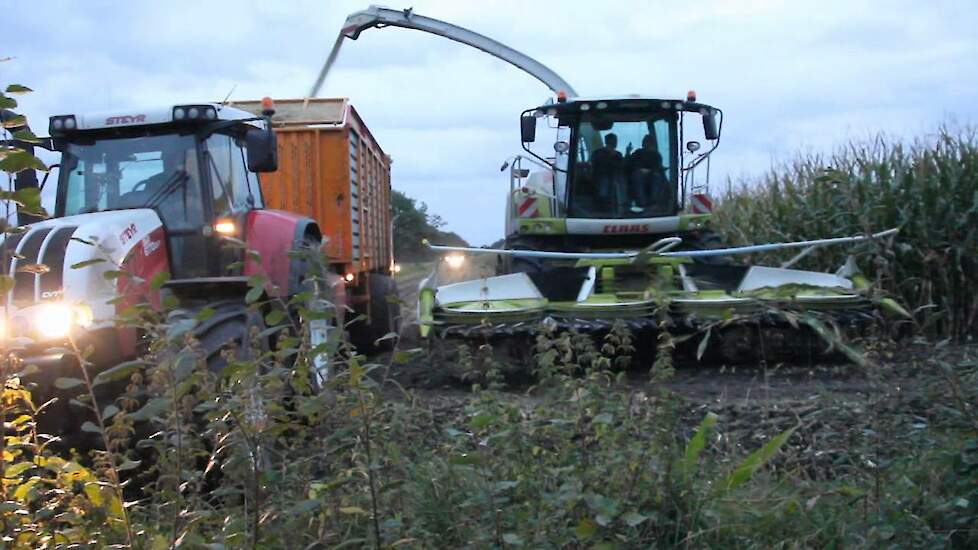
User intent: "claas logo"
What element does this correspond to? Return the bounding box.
[602,224,649,234]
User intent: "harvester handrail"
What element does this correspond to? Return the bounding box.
[423,228,899,260]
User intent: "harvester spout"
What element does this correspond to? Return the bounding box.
[311,5,578,98]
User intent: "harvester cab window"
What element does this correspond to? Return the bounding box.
[205,134,262,216]
[59,134,204,231]
[568,112,677,219]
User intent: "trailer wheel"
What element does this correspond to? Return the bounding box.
[350,274,401,351]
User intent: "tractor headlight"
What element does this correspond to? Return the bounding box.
[34,303,94,340]
[213,218,237,236]
[37,303,74,339]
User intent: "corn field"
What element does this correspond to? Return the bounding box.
[713,128,978,341]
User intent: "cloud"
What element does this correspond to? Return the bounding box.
[4,0,978,245]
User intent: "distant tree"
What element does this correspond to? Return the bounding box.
[392,190,465,261]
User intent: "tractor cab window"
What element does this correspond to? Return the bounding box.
[568,112,677,218]
[204,133,262,216]
[59,134,204,230]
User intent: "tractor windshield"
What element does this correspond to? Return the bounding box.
[567,111,678,218]
[57,133,205,230]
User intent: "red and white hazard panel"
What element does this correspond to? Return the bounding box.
[518,196,540,218]
[690,193,713,214]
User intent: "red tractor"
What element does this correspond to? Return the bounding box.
[3,98,398,435]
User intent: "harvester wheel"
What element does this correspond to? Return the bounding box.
[509,256,545,275]
[498,237,547,275]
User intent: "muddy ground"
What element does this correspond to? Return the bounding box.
[386,265,978,479]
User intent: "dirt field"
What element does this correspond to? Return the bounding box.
[390,260,976,453]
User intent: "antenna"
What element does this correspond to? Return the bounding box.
[220,83,238,106]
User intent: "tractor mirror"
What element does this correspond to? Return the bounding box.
[520,115,536,143]
[245,128,278,172]
[703,110,719,140]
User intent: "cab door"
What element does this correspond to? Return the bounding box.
[161,140,211,279]
[202,132,265,275]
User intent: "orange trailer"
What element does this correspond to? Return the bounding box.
[233,98,397,344]
[234,98,393,279]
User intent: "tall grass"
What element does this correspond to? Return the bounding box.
[713,128,978,340]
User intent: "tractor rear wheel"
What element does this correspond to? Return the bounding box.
[165,299,274,469]
[167,299,268,373]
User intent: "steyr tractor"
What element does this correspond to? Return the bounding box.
[2,100,393,435]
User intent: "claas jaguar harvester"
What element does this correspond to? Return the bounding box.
[3,97,397,434]
[327,6,905,353]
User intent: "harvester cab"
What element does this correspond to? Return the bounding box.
[506,93,722,265]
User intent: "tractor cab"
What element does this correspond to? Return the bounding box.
[507,94,721,252]
[47,103,278,279]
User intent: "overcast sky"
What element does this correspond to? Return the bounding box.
[5,0,977,245]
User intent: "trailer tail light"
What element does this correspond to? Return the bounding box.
[173,104,217,122]
[48,115,77,136]
[213,219,237,236]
